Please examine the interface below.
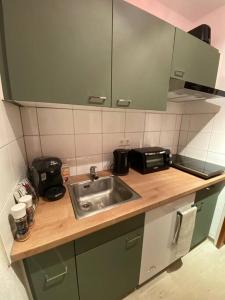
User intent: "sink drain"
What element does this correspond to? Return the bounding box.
[80,202,92,211]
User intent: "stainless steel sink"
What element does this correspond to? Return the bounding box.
[68,175,140,219]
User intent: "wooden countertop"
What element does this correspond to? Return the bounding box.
[11,168,225,262]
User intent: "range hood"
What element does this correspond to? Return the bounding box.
[168,78,225,102]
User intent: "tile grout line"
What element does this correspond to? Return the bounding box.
[18,107,29,167]
[36,107,43,157]
[72,109,77,175]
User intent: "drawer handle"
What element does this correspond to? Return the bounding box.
[126,235,142,249]
[117,99,132,107]
[174,70,184,78]
[88,96,106,105]
[45,266,68,283]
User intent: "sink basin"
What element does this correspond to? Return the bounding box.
[68,175,140,219]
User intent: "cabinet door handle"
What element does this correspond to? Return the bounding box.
[126,235,142,249]
[172,212,182,244]
[174,70,184,78]
[88,96,106,105]
[117,99,132,107]
[45,266,68,283]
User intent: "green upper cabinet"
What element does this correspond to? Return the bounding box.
[171,28,220,88]
[1,0,112,106]
[112,0,175,110]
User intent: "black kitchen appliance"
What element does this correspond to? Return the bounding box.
[129,147,172,174]
[113,149,129,176]
[30,157,66,200]
[172,154,225,179]
[188,24,211,45]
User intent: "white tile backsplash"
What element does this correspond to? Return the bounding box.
[37,108,74,135]
[187,131,211,151]
[0,97,27,261]
[0,146,14,212]
[102,111,125,133]
[125,112,145,133]
[160,131,175,148]
[74,110,102,134]
[41,135,75,159]
[180,115,190,131]
[21,104,183,175]
[161,114,177,131]
[143,131,160,147]
[75,134,102,157]
[208,131,225,153]
[189,113,215,132]
[145,113,162,132]
[21,107,39,135]
[24,135,42,165]
[1,102,23,143]
[125,132,143,148]
[76,155,103,175]
[103,133,124,154]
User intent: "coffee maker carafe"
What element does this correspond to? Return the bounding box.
[113,149,129,176]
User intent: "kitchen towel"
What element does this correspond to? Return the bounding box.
[175,206,197,258]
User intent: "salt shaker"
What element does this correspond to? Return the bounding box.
[11,203,29,241]
[19,195,34,226]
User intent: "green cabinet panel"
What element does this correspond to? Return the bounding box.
[171,28,220,88]
[112,0,175,110]
[76,227,143,300]
[191,184,222,249]
[24,242,79,300]
[75,215,144,300]
[1,0,112,107]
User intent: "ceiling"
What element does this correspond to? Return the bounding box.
[158,0,225,21]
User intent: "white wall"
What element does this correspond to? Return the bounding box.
[0,77,29,300]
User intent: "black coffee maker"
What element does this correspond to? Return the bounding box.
[30,157,66,201]
[113,149,130,176]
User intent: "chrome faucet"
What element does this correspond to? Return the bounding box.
[90,166,99,181]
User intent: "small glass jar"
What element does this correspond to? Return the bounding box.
[19,195,34,226]
[11,203,29,241]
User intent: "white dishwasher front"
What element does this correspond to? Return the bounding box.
[139,193,195,285]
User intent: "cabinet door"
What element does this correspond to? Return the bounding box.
[139,193,195,284]
[1,0,112,107]
[76,227,143,300]
[171,28,220,88]
[24,243,79,300]
[191,186,220,248]
[112,0,175,111]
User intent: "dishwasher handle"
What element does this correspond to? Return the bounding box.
[172,212,182,244]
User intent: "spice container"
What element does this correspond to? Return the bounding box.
[11,203,29,241]
[19,195,34,226]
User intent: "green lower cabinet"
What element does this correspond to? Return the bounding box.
[191,184,223,249]
[75,214,144,300]
[24,242,79,300]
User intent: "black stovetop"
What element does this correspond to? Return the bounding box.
[172,155,225,179]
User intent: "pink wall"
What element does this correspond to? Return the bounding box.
[125,0,193,31]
